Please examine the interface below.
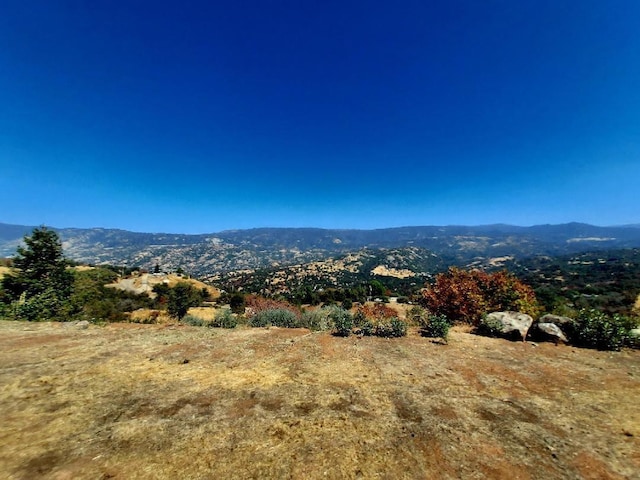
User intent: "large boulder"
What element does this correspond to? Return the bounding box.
[536,314,576,342]
[531,322,568,344]
[538,314,575,327]
[481,311,534,341]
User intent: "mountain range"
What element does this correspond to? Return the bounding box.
[2,222,640,278]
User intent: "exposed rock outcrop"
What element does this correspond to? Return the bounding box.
[531,322,568,344]
[538,314,575,328]
[482,311,533,341]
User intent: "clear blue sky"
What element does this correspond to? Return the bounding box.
[1,1,639,233]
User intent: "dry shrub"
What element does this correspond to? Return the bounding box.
[128,309,169,324]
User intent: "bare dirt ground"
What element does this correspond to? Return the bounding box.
[0,320,638,480]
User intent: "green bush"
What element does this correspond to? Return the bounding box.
[0,302,9,319]
[375,317,407,338]
[421,314,451,342]
[341,298,353,310]
[249,308,299,328]
[299,308,332,331]
[358,319,375,336]
[352,310,367,328]
[330,307,354,337]
[229,293,246,314]
[210,308,237,328]
[182,314,207,327]
[476,314,505,338]
[572,309,635,351]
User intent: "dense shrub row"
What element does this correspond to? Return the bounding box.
[240,303,409,338]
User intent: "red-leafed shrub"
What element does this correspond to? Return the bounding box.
[358,303,398,321]
[245,295,299,318]
[421,268,539,325]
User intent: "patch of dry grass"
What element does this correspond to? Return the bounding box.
[0,266,11,279]
[0,321,638,479]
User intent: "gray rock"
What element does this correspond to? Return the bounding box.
[533,322,568,344]
[484,311,534,341]
[538,314,575,327]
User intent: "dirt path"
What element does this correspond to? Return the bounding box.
[0,321,638,479]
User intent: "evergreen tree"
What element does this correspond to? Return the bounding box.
[2,227,73,320]
[229,293,246,314]
[167,282,200,320]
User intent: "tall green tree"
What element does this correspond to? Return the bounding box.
[167,282,201,320]
[2,227,73,321]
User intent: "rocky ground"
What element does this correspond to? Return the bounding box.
[0,320,638,479]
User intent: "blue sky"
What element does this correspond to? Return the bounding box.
[1,1,639,233]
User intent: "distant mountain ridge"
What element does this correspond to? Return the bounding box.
[2,222,640,277]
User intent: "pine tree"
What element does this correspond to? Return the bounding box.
[167,282,199,320]
[2,227,73,320]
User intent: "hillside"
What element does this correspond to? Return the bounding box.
[503,248,640,315]
[211,247,448,296]
[2,222,640,277]
[0,320,638,479]
[106,272,220,299]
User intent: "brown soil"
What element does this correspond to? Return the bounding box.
[0,320,638,479]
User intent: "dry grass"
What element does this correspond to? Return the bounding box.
[0,266,11,280]
[106,273,220,299]
[0,320,638,479]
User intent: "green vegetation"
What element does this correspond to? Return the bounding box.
[373,317,407,338]
[69,267,152,322]
[476,314,507,338]
[0,228,206,323]
[505,249,640,317]
[181,314,208,327]
[1,227,73,321]
[571,309,638,351]
[168,282,203,320]
[299,308,332,331]
[210,308,237,328]
[351,304,407,337]
[229,293,246,314]
[420,314,451,343]
[249,308,299,328]
[331,307,354,337]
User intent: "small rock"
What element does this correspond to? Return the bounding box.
[182,358,190,364]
